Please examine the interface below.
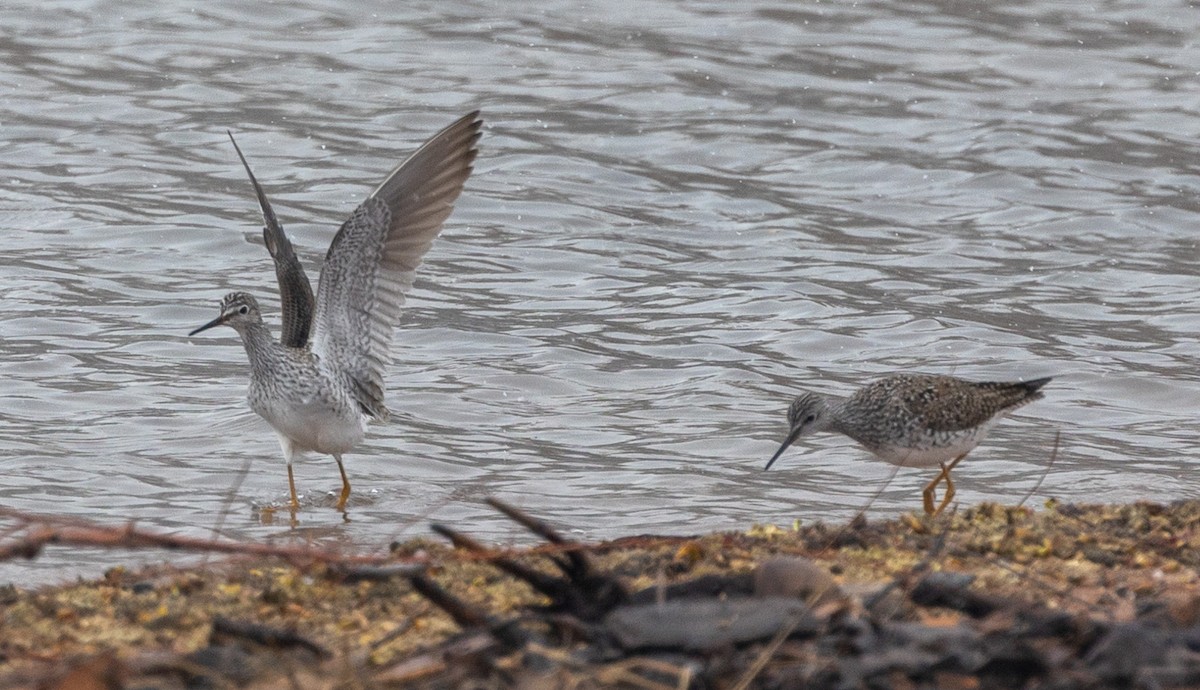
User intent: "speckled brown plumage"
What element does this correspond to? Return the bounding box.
[766,373,1051,515]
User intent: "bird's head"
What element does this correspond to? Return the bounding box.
[764,392,832,470]
[189,292,262,336]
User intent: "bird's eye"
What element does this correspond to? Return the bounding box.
[803,414,816,425]
[238,305,249,315]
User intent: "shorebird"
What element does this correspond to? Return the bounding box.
[190,111,482,512]
[765,374,1051,516]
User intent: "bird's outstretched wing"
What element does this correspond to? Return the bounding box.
[309,111,482,419]
[227,132,315,348]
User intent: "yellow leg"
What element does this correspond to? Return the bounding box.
[922,463,951,515]
[287,464,300,512]
[334,454,351,512]
[931,454,968,517]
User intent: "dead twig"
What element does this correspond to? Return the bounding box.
[1018,428,1060,509]
[0,507,412,567]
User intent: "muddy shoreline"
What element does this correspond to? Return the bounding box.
[4,500,1199,688]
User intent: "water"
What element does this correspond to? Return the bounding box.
[2,0,1198,583]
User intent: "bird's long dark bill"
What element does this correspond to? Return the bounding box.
[764,429,801,471]
[188,314,227,336]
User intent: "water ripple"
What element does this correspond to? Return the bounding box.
[0,0,1197,582]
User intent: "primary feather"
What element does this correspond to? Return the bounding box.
[309,111,482,420]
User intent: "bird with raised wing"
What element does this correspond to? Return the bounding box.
[190,111,482,512]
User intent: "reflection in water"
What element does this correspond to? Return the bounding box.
[0,0,1198,582]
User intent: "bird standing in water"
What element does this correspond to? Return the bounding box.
[765,373,1051,516]
[190,111,482,512]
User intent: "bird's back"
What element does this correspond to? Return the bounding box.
[844,374,1050,437]
[835,374,1050,465]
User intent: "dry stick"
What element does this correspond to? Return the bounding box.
[609,659,689,690]
[854,412,1058,532]
[377,482,483,558]
[845,423,1057,571]
[431,523,565,594]
[970,429,1133,621]
[529,642,688,690]
[771,461,909,620]
[910,426,1105,620]
[806,461,903,562]
[486,496,571,545]
[207,455,254,566]
[211,616,330,658]
[0,507,404,567]
[436,532,694,567]
[0,495,982,577]
[861,462,905,519]
[485,496,592,577]
[728,611,807,690]
[14,489,1096,593]
[1016,428,1059,509]
[863,528,949,614]
[368,614,418,653]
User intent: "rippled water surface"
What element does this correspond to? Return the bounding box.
[2,0,1199,583]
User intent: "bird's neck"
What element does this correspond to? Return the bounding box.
[821,399,850,436]
[235,320,291,373]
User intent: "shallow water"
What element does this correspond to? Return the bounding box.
[2,0,1199,583]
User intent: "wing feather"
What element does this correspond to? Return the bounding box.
[906,376,1051,432]
[227,131,315,348]
[310,111,482,419]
